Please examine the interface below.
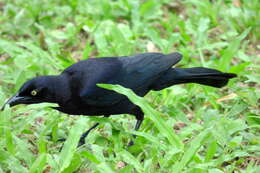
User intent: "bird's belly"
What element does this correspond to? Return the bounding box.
[58,99,136,116]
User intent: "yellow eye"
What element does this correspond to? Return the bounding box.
[31,90,37,96]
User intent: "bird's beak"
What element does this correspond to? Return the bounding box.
[1,94,33,111]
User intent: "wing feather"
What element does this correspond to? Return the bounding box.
[76,52,182,106]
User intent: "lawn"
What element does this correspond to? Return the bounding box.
[0,0,259,172]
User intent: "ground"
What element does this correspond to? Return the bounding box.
[0,0,259,172]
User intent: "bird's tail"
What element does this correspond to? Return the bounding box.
[152,67,237,90]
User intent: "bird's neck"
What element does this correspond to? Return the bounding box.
[45,75,71,105]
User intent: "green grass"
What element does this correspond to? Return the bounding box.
[0,0,259,172]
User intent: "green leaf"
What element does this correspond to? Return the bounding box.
[80,151,101,164]
[119,150,143,172]
[2,106,15,154]
[97,84,184,150]
[97,163,115,173]
[56,117,88,172]
[219,28,251,71]
[28,154,47,173]
[172,128,212,172]
[61,153,82,173]
[205,140,217,162]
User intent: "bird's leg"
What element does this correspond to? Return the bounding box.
[128,107,144,147]
[133,119,143,138]
[78,115,110,147]
[78,122,99,147]
[51,122,99,143]
[128,118,143,147]
[128,107,144,146]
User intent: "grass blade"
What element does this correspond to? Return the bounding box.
[28,154,47,173]
[56,117,88,172]
[172,128,212,172]
[98,84,184,150]
[119,150,143,172]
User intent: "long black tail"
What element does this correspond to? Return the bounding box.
[152,67,237,90]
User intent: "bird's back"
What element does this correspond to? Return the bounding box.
[115,52,182,89]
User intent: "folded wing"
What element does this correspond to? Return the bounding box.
[76,52,182,106]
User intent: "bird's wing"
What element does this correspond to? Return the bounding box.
[76,52,182,106]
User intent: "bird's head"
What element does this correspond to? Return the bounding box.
[2,76,60,110]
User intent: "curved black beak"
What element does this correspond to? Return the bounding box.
[1,94,33,111]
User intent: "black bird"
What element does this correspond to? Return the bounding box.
[2,52,236,146]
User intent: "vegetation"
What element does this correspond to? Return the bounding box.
[0,0,259,172]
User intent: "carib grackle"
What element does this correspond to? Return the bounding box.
[2,52,236,146]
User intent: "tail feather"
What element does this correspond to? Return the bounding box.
[152,67,237,90]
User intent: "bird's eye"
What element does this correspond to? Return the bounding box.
[31,90,37,96]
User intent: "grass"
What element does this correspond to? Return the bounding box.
[0,0,259,172]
